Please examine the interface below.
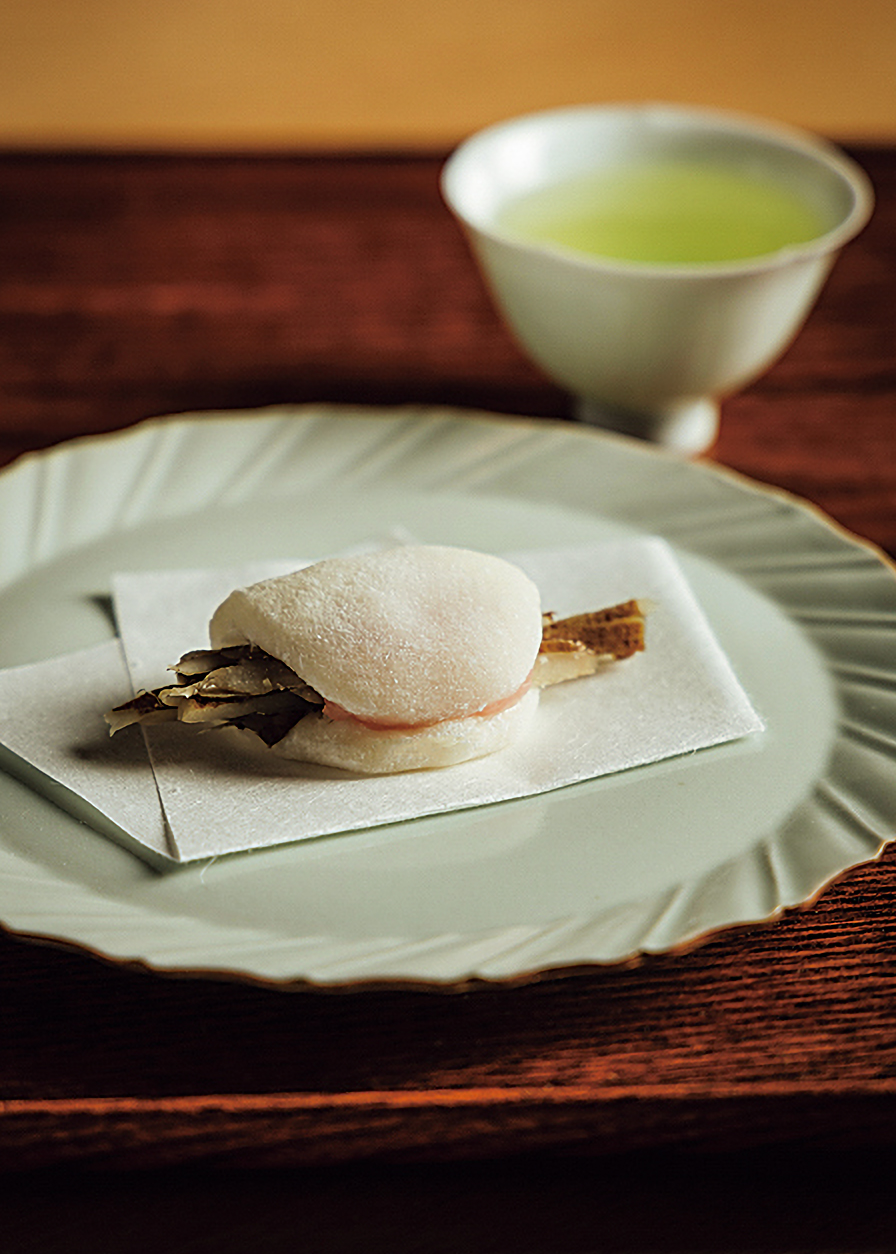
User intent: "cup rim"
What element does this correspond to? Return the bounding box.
[441,101,875,278]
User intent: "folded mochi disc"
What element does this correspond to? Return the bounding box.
[208,545,544,727]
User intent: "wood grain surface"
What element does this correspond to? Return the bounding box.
[0,150,895,1216]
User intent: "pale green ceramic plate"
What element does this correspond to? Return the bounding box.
[1,405,894,987]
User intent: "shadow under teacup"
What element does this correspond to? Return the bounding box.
[441,103,873,454]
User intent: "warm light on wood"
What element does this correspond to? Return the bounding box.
[0,0,892,147]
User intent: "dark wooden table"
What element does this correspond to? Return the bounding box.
[1,149,895,1249]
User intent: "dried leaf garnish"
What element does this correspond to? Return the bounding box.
[106,645,323,744]
[535,599,646,687]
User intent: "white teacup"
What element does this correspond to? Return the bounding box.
[441,103,873,453]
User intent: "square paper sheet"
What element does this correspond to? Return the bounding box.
[0,539,763,864]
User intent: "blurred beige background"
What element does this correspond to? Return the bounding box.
[0,0,893,149]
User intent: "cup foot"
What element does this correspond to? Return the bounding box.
[573,396,719,455]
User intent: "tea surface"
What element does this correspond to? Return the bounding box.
[498,161,827,264]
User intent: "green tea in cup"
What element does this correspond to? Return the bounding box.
[497,160,829,266]
[442,103,873,451]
